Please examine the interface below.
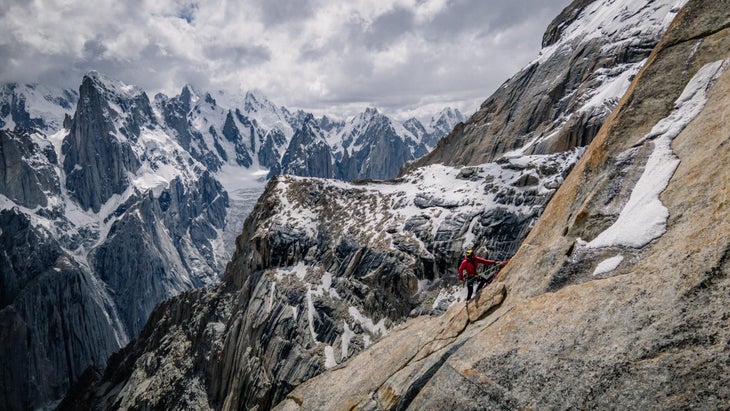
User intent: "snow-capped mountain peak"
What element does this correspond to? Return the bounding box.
[179,83,200,109]
[537,0,688,64]
[400,107,464,149]
[0,83,78,132]
[243,88,275,111]
[82,70,146,100]
[430,107,464,131]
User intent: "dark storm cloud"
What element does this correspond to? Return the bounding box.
[0,0,574,118]
[255,0,316,27]
[365,7,416,50]
[82,39,107,60]
[426,0,565,39]
[204,44,272,66]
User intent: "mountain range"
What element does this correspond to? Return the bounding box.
[5,0,726,409]
[45,0,730,410]
[0,76,463,409]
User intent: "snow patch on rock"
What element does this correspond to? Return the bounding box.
[588,59,728,248]
[592,255,624,276]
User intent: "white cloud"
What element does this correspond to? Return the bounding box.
[0,0,571,118]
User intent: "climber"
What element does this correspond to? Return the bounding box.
[458,249,506,300]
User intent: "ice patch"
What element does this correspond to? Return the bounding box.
[417,279,430,294]
[432,285,467,309]
[276,262,308,281]
[580,62,645,115]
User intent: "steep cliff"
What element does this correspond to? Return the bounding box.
[331,108,427,181]
[403,0,687,172]
[56,0,702,409]
[0,129,59,209]
[272,114,334,178]
[0,209,126,409]
[157,88,454,183]
[62,73,145,213]
[276,1,730,408]
[0,69,462,408]
[60,146,578,409]
[0,73,228,410]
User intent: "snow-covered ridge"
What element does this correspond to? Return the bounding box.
[84,70,146,100]
[0,72,465,279]
[410,1,687,176]
[271,151,579,251]
[0,83,78,132]
[0,71,468,397]
[531,0,689,148]
[537,0,688,64]
[250,147,581,372]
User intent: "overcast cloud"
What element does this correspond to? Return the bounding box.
[0,0,571,119]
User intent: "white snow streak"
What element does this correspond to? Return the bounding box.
[306,286,318,343]
[341,321,355,361]
[588,60,727,249]
[580,61,645,115]
[324,345,337,369]
[535,0,687,65]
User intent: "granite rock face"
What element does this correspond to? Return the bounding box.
[58,151,580,410]
[276,1,730,409]
[55,1,699,410]
[0,209,125,411]
[0,71,461,409]
[93,171,227,336]
[62,73,145,213]
[0,72,228,409]
[333,108,427,181]
[0,129,59,209]
[404,0,686,173]
[273,114,334,178]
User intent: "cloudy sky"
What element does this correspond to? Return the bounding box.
[1,0,571,120]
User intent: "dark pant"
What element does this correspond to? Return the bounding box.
[466,276,487,300]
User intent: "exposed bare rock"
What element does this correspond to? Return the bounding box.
[274,114,334,179]
[62,73,145,213]
[0,129,59,208]
[0,71,231,409]
[402,0,686,174]
[57,1,724,410]
[0,209,126,411]
[61,147,573,410]
[274,282,506,411]
[275,1,730,409]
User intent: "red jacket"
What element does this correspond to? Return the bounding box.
[458,256,497,282]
